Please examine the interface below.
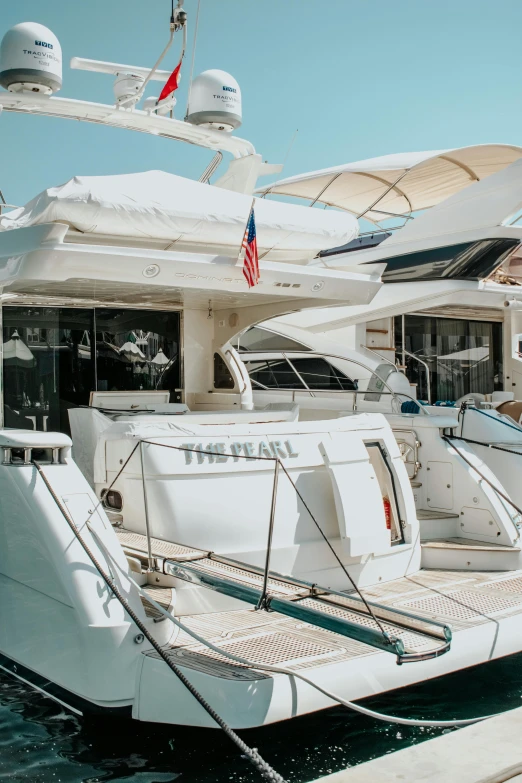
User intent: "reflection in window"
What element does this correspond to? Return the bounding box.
[394,314,503,402]
[244,359,304,389]
[94,310,180,397]
[290,358,357,391]
[237,326,310,352]
[245,357,356,392]
[214,353,235,389]
[3,307,181,433]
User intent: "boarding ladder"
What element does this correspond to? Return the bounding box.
[115,527,452,665]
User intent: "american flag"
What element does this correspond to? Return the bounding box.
[241,206,260,288]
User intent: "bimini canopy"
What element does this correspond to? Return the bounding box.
[256,144,522,223]
[0,170,358,263]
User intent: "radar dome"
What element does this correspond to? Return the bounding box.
[186,69,241,132]
[0,22,62,94]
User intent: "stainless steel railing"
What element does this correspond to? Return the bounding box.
[392,428,421,479]
[245,350,430,415]
[403,350,432,404]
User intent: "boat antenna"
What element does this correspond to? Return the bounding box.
[281,128,298,173]
[185,0,202,119]
[126,0,187,109]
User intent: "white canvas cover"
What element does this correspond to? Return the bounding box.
[0,170,359,262]
[256,144,522,223]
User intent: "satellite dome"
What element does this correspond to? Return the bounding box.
[186,69,242,132]
[0,22,62,94]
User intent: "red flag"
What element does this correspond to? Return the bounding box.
[159,59,182,101]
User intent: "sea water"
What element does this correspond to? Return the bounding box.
[2,652,522,782]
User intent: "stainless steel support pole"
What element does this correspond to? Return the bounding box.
[0,301,3,429]
[401,314,405,371]
[257,458,280,609]
[140,440,155,571]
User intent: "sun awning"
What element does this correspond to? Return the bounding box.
[256,144,522,223]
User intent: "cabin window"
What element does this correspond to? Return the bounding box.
[244,357,356,391]
[289,357,357,391]
[2,307,181,434]
[213,353,235,389]
[244,359,305,389]
[381,238,519,283]
[236,326,310,352]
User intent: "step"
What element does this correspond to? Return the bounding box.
[410,480,422,488]
[422,537,520,552]
[421,537,521,571]
[115,527,451,662]
[115,527,209,562]
[417,509,460,520]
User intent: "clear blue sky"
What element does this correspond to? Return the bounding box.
[2,0,522,207]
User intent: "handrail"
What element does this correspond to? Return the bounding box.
[466,405,522,435]
[392,428,421,480]
[360,343,397,367]
[0,203,20,214]
[403,349,432,404]
[244,349,430,415]
[199,151,223,183]
[442,434,522,541]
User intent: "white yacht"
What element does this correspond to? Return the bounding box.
[243,147,522,570]
[2,12,522,755]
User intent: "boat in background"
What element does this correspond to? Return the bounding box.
[242,146,522,571]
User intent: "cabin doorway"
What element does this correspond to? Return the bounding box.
[2,306,182,434]
[394,314,503,403]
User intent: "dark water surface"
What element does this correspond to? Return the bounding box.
[2,653,522,783]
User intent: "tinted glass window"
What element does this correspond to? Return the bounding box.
[3,307,181,434]
[237,326,309,352]
[245,359,304,389]
[3,307,94,434]
[381,239,518,283]
[94,310,180,397]
[214,353,235,389]
[394,314,503,402]
[290,358,357,391]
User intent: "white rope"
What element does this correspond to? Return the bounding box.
[185,0,201,118]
